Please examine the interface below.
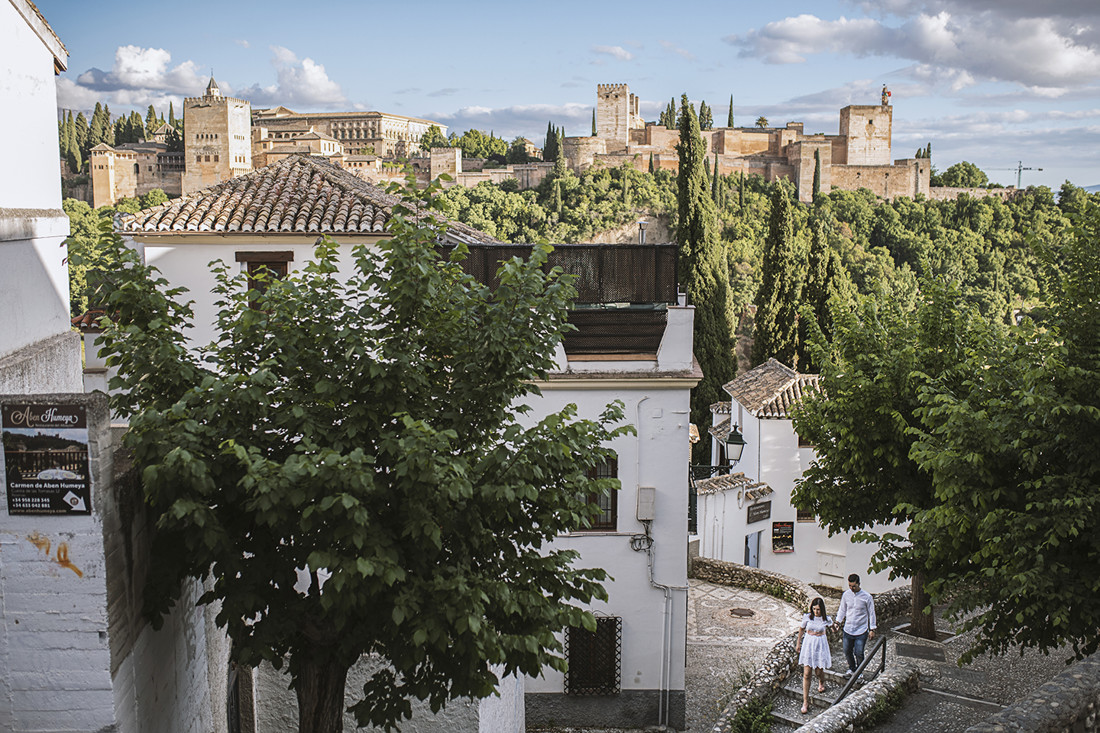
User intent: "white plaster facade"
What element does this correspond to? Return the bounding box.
[0,0,81,394]
[695,360,903,594]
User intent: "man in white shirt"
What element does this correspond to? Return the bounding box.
[833,573,876,676]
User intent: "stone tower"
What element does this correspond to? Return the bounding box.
[182,76,252,194]
[596,83,643,153]
[839,104,892,166]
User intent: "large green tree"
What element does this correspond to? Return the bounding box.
[793,280,983,639]
[932,161,989,188]
[676,93,736,462]
[911,199,1100,662]
[94,179,628,732]
[752,184,800,367]
[419,125,448,151]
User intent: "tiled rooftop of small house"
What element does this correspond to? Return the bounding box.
[722,358,821,419]
[693,471,773,500]
[114,155,499,245]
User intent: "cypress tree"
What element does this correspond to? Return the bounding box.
[169,102,176,127]
[727,94,734,128]
[667,97,676,130]
[103,106,115,146]
[65,113,81,173]
[925,142,932,159]
[676,93,736,462]
[752,184,801,367]
[74,112,89,159]
[648,152,654,174]
[738,172,744,209]
[591,108,596,136]
[146,105,159,137]
[704,155,711,178]
[58,118,69,161]
[797,222,829,371]
[812,149,821,197]
[699,101,713,131]
[711,153,719,200]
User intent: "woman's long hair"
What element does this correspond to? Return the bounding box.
[808,596,830,625]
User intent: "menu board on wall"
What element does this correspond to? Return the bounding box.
[772,521,794,553]
[2,404,92,515]
[747,500,771,525]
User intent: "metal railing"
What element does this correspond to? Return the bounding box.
[833,635,888,705]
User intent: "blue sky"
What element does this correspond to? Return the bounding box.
[37,0,1100,189]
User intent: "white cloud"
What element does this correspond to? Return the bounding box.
[592,45,634,62]
[432,102,594,140]
[236,46,346,109]
[659,40,696,61]
[727,10,1100,89]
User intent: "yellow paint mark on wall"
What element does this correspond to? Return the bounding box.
[25,532,83,577]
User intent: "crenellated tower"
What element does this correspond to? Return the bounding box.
[182,76,252,194]
[596,83,643,153]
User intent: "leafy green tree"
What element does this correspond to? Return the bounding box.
[165,125,183,153]
[727,95,734,128]
[676,93,736,462]
[796,222,832,371]
[665,97,677,130]
[752,185,800,366]
[63,198,110,315]
[932,161,988,188]
[145,104,161,137]
[506,137,533,164]
[74,112,89,159]
[755,116,768,129]
[793,280,983,639]
[419,125,448,151]
[65,113,82,173]
[543,122,559,162]
[94,178,629,732]
[911,200,1100,662]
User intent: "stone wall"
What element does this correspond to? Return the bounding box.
[839,105,892,167]
[965,654,1100,733]
[793,663,920,733]
[927,186,1023,202]
[183,93,251,195]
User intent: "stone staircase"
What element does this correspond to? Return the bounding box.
[768,647,877,732]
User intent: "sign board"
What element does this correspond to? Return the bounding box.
[747,500,771,525]
[2,404,92,515]
[772,521,794,553]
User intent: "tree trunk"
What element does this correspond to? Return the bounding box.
[909,571,936,640]
[295,654,349,733]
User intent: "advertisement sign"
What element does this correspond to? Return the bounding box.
[747,500,771,525]
[2,404,92,515]
[772,521,794,553]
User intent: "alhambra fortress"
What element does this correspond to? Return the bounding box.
[90,80,955,208]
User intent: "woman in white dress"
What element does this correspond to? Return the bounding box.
[794,597,832,714]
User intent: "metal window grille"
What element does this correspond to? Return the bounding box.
[582,458,617,531]
[565,616,622,695]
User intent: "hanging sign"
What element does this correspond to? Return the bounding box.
[772,521,794,553]
[2,404,92,515]
[747,500,771,525]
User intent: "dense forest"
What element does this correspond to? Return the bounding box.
[438,163,1094,327]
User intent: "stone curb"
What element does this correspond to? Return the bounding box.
[792,662,919,733]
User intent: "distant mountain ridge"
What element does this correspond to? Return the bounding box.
[1085,184,1100,193]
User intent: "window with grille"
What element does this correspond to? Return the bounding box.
[796,507,816,522]
[579,458,617,531]
[565,616,621,695]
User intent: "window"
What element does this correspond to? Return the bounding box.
[796,507,816,522]
[565,616,621,695]
[236,251,293,304]
[580,457,617,531]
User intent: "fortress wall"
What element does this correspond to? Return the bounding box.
[831,160,928,200]
[787,140,833,203]
[563,136,607,173]
[927,186,1022,202]
[596,83,633,152]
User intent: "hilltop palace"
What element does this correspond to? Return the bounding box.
[90,80,931,207]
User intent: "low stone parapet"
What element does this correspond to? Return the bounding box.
[965,654,1100,733]
[793,662,920,733]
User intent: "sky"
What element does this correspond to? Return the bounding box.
[36,0,1100,190]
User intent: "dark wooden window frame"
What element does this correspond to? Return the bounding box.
[578,457,618,532]
[236,251,293,303]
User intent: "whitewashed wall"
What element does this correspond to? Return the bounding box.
[0,1,81,392]
[699,407,903,594]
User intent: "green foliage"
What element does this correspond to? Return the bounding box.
[699,100,713,131]
[911,195,1100,663]
[419,125,448,151]
[858,683,908,726]
[932,161,989,188]
[727,94,735,128]
[730,696,773,733]
[591,108,596,136]
[755,116,768,129]
[447,129,508,161]
[677,93,736,462]
[94,176,631,731]
[506,137,534,164]
[812,150,821,197]
[752,184,801,367]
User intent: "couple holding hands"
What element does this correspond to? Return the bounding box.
[794,574,877,715]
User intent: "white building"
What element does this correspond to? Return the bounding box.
[0,0,81,394]
[694,359,901,594]
[104,155,698,730]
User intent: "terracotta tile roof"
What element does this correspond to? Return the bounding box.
[71,309,106,332]
[114,155,499,244]
[723,358,821,419]
[707,417,731,439]
[693,471,773,500]
[710,401,732,415]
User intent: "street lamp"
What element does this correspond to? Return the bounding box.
[638,219,649,245]
[725,424,746,464]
